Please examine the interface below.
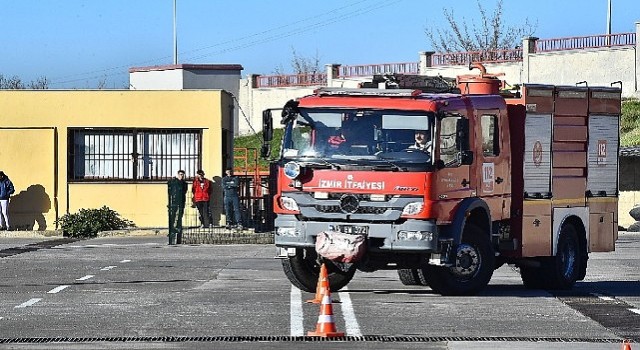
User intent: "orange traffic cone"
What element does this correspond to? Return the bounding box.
[306,263,329,304]
[622,339,632,350]
[307,280,344,338]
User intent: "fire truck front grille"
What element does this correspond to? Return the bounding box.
[315,205,388,214]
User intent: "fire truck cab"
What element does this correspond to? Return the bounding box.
[261,65,621,296]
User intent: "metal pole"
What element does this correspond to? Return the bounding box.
[606,0,612,45]
[173,0,178,65]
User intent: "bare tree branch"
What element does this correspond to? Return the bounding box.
[425,0,537,53]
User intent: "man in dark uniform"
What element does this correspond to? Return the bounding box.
[167,170,188,245]
[222,168,242,230]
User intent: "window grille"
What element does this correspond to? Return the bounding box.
[68,128,202,181]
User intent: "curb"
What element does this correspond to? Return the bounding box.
[0,230,63,238]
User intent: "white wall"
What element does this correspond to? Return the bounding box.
[528,47,636,96]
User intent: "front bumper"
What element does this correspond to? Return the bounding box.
[274,214,438,252]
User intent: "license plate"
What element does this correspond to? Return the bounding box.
[328,224,368,235]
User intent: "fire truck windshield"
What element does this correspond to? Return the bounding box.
[281,108,435,165]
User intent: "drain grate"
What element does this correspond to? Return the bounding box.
[0,335,629,344]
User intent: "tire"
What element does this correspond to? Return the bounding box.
[397,269,428,286]
[545,223,581,290]
[281,248,356,293]
[422,224,495,296]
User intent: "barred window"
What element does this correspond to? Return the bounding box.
[68,128,202,181]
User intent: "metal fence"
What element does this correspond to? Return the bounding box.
[535,33,635,52]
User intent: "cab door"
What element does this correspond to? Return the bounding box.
[433,114,474,223]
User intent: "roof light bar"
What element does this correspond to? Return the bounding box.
[314,87,421,97]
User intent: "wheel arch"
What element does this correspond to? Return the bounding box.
[444,197,491,245]
[552,208,588,257]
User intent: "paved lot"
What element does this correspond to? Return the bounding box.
[0,232,638,349]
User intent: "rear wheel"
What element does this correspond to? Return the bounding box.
[520,223,582,290]
[281,248,356,292]
[422,224,495,296]
[546,223,581,289]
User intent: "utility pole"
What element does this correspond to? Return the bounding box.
[606,0,612,45]
[173,0,178,65]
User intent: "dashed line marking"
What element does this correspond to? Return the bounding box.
[338,287,362,336]
[15,298,42,308]
[290,285,304,336]
[100,266,117,271]
[76,275,94,281]
[629,308,640,315]
[119,259,131,263]
[47,285,69,294]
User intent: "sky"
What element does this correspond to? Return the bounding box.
[1,0,639,89]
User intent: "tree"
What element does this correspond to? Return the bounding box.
[273,48,321,75]
[425,0,536,53]
[0,74,49,89]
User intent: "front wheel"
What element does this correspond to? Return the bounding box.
[397,269,428,286]
[422,224,495,296]
[281,248,356,292]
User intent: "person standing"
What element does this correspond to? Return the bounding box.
[222,168,242,230]
[192,169,213,228]
[0,171,15,231]
[167,170,188,245]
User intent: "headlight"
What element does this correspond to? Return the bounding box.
[397,231,433,241]
[284,161,301,179]
[280,196,300,211]
[401,202,424,215]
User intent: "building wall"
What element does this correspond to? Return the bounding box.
[0,90,230,229]
[129,70,184,90]
[528,47,636,96]
[237,80,317,135]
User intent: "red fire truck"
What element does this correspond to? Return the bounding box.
[261,64,621,296]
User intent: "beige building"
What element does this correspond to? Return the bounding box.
[0,90,234,230]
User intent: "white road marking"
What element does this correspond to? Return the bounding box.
[592,293,615,301]
[119,259,131,263]
[15,298,42,308]
[47,285,69,294]
[290,285,304,336]
[100,266,117,271]
[629,308,640,315]
[338,287,362,336]
[76,275,94,281]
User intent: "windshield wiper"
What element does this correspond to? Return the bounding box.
[373,158,405,172]
[295,155,340,170]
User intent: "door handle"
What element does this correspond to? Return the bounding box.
[495,177,504,184]
[461,178,470,187]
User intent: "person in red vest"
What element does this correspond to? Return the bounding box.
[192,169,213,228]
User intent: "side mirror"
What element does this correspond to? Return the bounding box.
[262,109,273,142]
[261,110,273,159]
[459,150,474,165]
[260,143,271,159]
[455,118,470,151]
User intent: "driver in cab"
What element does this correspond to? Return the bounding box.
[408,130,431,152]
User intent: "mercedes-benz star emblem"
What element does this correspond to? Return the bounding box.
[339,194,360,214]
